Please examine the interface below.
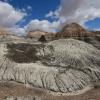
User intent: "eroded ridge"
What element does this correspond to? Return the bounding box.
[0,39,100,94]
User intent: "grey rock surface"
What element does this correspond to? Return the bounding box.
[0,39,100,93]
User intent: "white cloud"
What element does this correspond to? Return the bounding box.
[25,19,60,33]
[45,11,54,18]
[3,0,8,2]
[0,1,27,35]
[2,0,100,34]
[0,1,26,28]
[27,6,32,10]
[47,0,100,27]
[91,28,100,31]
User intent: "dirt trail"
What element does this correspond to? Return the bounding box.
[0,82,100,100]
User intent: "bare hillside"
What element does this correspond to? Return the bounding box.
[0,39,100,94]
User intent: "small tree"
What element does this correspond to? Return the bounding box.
[38,35,47,43]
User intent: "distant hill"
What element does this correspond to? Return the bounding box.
[0,28,25,43]
[27,30,46,38]
[27,30,55,41]
[26,23,100,49]
[55,23,95,38]
[0,28,9,35]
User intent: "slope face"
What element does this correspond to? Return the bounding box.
[42,39,100,67]
[0,39,100,94]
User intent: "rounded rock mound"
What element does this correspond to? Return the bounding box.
[0,39,100,94]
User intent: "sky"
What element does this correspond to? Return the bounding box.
[0,0,100,35]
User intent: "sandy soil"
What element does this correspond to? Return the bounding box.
[0,82,100,100]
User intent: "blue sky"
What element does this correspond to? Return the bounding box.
[85,18,100,30]
[8,0,60,27]
[0,0,100,35]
